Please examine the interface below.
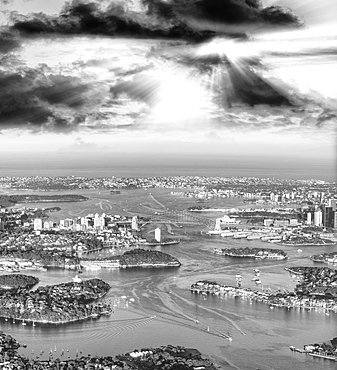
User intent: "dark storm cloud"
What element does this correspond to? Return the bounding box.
[110,74,161,106]
[142,0,303,29]
[0,28,21,53]
[225,62,291,107]
[0,68,94,131]
[316,110,337,127]
[9,1,201,40]
[8,0,303,42]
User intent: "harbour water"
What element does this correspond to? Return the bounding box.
[1,186,336,369]
[3,236,336,370]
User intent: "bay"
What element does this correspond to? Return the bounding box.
[0,188,336,370]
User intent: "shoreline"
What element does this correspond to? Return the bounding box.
[120,262,181,268]
[277,242,336,246]
[190,280,337,312]
[0,310,113,325]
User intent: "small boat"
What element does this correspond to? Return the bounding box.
[22,320,26,326]
[255,279,262,284]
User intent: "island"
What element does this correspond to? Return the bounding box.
[81,249,181,269]
[0,278,112,324]
[213,247,288,260]
[310,252,337,264]
[0,274,39,293]
[0,332,219,370]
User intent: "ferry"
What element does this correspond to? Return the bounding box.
[220,231,234,237]
[247,234,262,240]
[233,232,248,239]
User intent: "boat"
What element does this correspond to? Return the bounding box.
[233,233,248,239]
[220,231,234,237]
[255,279,262,284]
[22,320,26,326]
[247,234,262,240]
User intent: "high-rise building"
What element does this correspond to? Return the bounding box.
[155,228,161,242]
[33,218,43,231]
[131,216,139,231]
[306,212,312,225]
[322,200,336,228]
[313,209,322,226]
[329,199,336,211]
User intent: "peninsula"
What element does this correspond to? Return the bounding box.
[0,274,39,292]
[0,332,219,370]
[190,266,337,312]
[0,278,111,324]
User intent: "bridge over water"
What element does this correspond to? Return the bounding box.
[147,210,215,229]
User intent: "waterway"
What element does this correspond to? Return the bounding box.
[1,189,337,370]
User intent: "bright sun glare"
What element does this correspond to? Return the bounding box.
[151,72,211,122]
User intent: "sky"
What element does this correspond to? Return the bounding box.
[0,0,336,176]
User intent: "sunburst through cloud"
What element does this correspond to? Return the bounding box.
[0,0,336,165]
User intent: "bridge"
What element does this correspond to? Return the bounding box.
[145,210,216,229]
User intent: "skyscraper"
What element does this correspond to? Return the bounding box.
[313,209,322,226]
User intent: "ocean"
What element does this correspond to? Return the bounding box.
[0,155,336,182]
